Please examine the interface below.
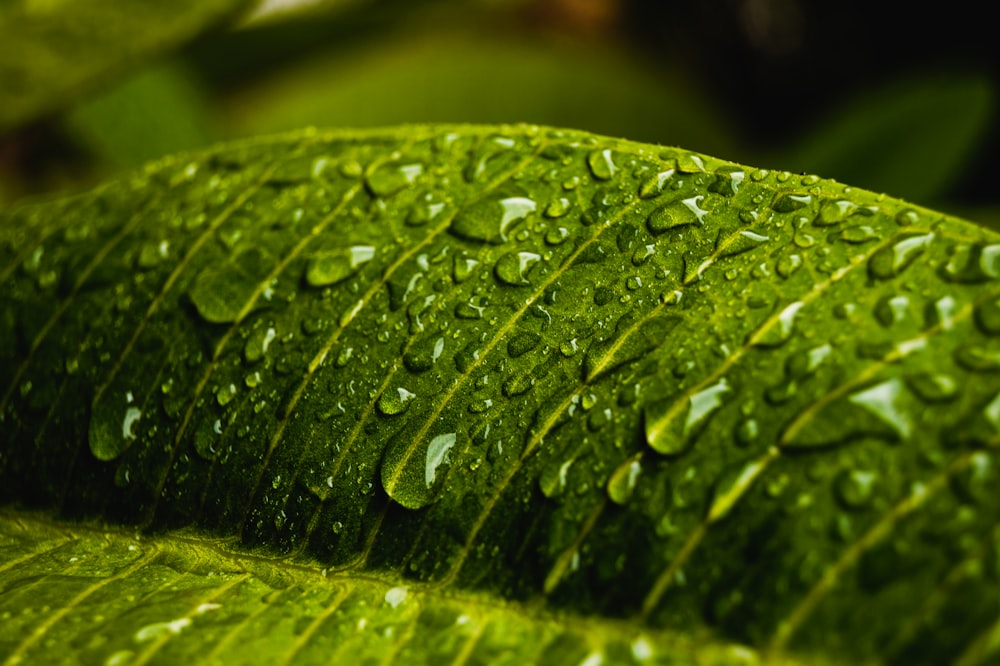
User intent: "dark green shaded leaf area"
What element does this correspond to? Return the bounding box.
[0,0,248,134]
[1,125,999,665]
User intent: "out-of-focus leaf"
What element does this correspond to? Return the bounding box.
[0,0,251,134]
[221,32,738,156]
[62,62,216,170]
[776,74,994,205]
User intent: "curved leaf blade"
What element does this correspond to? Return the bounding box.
[0,0,250,134]
[1,125,998,665]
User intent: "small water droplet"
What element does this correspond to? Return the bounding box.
[508,331,541,357]
[874,295,909,327]
[838,226,879,244]
[905,373,958,402]
[775,253,803,279]
[975,297,1000,335]
[718,230,769,258]
[834,469,878,509]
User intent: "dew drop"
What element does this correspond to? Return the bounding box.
[645,378,731,455]
[544,197,572,218]
[834,469,877,509]
[607,458,642,505]
[305,246,375,287]
[495,251,541,286]
[508,331,542,357]
[450,194,536,244]
[365,162,423,197]
[848,378,912,440]
[773,193,813,213]
[378,387,416,416]
[975,297,1000,335]
[718,230,769,258]
[587,148,616,180]
[750,301,804,347]
[868,233,934,280]
[424,432,456,487]
[637,169,676,199]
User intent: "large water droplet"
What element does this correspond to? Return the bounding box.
[646,196,708,234]
[495,251,541,286]
[378,387,416,416]
[449,194,536,245]
[868,233,934,280]
[905,372,958,402]
[975,297,1000,335]
[587,148,617,180]
[305,246,375,287]
[848,378,912,439]
[365,162,423,197]
[381,430,458,510]
[772,193,813,213]
[750,301,804,347]
[189,265,258,324]
[607,458,642,505]
[645,378,732,455]
[637,169,676,199]
[718,230,770,258]
[89,396,141,461]
[508,331,542,358]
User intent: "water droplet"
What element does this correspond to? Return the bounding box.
[365,162,423,196]
[637,169,676,199]
[454,301,485,320]
[955,345,1000,372]
[645,378,731,455]
[975,297,1000,335]
[244,326,276,363]
[188,265,258,324]
[736,418,759,446]
[718,230,769,258]
[545,227,570,245]
[89,396,140,461]
[424,433,456,487]
[508,331,541,357]
[587,148,616,180]
[785,344,832,380]
[815,200,859,226]
[646,196,708,234]
[215,383,237,406]
[450,194,536,244]
[773,193,813,213]
[750,301,804,347]
[775,253,803,279]
[607,458,642,505]
[503,372,534,397]
[943,243,1000,283]
[495,251,541,286]
[905,373,958,403]
[874,295,909,327]
[839,226,879,244]
[403,337,445,373]
[452,254,480,283]
[868,233,934,280]
[378,387,416,416]
[544,197,572,218]
[406,192,448,226]
[384,586,408,608]
[848,378,912,439]
[305,246,375,287]
[834,469,877,509]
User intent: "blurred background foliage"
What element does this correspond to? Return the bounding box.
[1,0,998,228]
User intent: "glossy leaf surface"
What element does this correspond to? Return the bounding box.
[1,125,998,665]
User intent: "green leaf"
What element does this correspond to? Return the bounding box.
[0,0,250,134]
[2,125,999,665]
